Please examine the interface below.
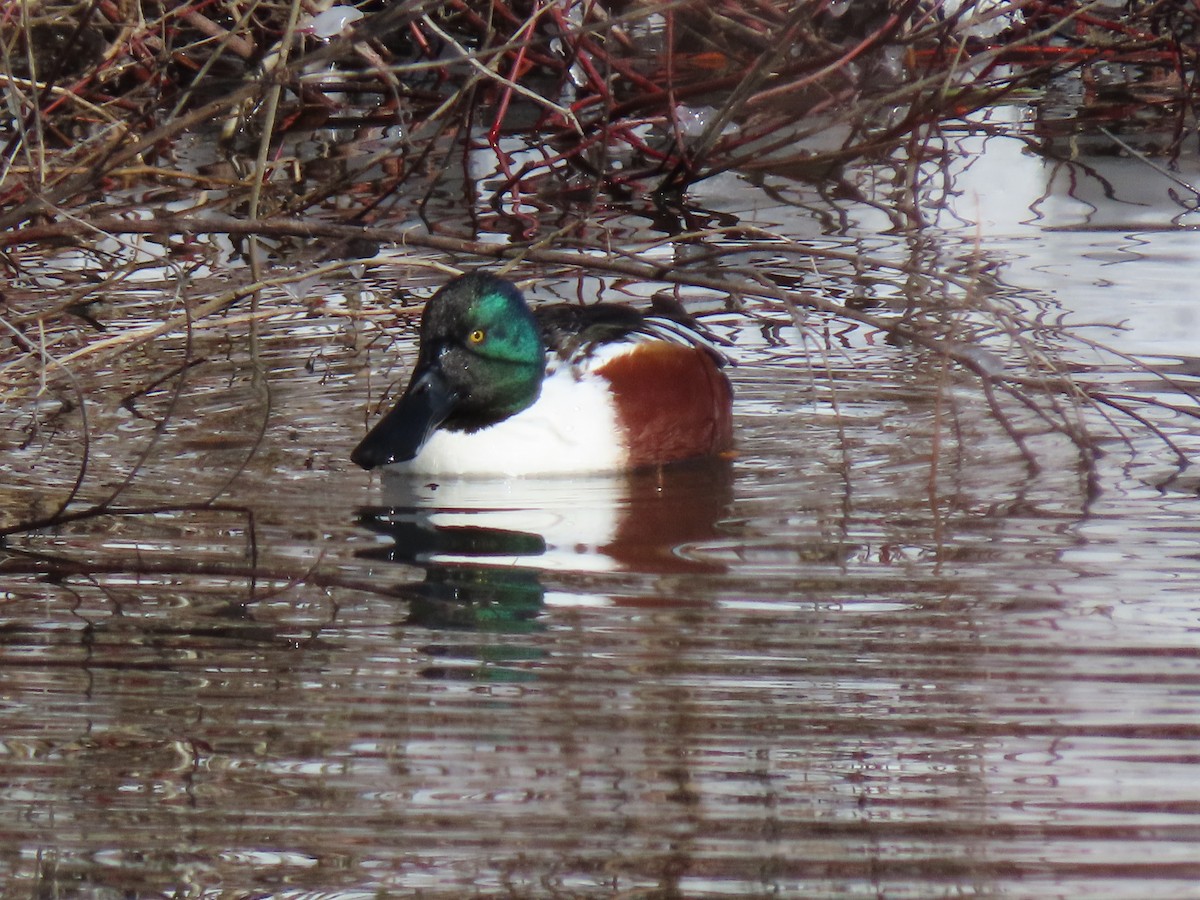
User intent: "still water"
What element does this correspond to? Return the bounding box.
[2,123,1200,897]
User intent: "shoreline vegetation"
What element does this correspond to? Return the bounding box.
[2,1,1199,536]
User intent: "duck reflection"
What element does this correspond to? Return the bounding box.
[356,460,733,653]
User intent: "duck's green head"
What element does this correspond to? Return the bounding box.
[351,273,545,469]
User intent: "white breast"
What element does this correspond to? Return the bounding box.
[387,365,627,477]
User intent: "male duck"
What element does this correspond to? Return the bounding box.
[351,272,733,476]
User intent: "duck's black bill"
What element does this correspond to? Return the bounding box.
[351,366,458,470]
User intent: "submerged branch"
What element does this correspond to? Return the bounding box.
[5,208,1178,483]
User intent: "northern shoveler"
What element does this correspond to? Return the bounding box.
[350,272,733,476]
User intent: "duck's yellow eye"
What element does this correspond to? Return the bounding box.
[468,328,486,344]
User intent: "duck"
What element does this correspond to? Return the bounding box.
[350,272,733,476]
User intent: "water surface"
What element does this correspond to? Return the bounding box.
[2,119,1199,898]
